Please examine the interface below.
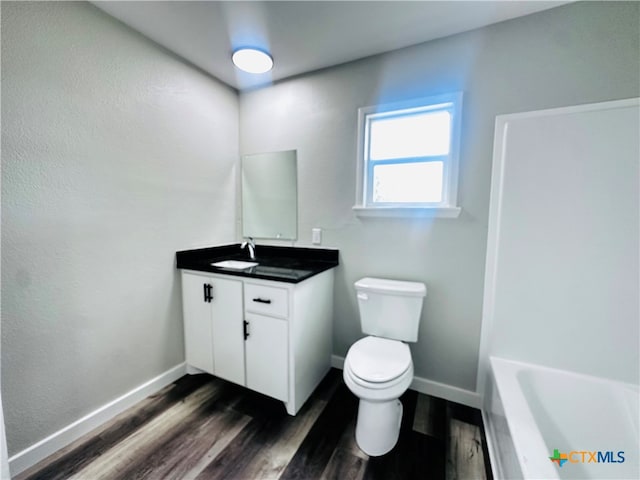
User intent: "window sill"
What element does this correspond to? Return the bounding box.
[352,206,462,218]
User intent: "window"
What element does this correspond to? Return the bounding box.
[354,93,462,217]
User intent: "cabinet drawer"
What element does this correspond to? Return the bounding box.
[244,283,288,318]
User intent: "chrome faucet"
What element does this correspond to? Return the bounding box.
[241,237,256,260]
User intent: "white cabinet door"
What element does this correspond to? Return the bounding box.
[181,272,214,374]
[211,276,245,386]
[244,312,288,401]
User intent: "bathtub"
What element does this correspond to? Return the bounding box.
[484,357,639,480]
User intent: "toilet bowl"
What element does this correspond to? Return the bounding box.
[345,277,426,457]
[343,335,414,456]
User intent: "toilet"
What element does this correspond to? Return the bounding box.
[343,277,426,456]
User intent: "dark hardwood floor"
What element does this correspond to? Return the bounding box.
[17,369,493,480]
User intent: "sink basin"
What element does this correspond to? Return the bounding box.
[211,260,258,270]
[254,265,312,279]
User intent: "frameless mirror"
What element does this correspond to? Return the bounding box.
[241,150,297,240]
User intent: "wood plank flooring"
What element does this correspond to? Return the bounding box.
[17,369,493,480]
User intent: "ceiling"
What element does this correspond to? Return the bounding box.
[93,1,569,90]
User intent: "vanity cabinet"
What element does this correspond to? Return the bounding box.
[180,268,334,415]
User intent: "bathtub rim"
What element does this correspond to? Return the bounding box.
[490,356,559,480]
[481,399,509,480]
[488,356,639,480]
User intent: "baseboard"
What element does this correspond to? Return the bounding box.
[331,354,481,408]
[8,363,187,477]
[411,374,482,408]
[331,354,346,370]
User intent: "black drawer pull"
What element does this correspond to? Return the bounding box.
[252,298,272,304]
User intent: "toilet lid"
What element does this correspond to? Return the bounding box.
[348,336,411,383]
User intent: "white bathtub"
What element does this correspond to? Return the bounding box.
[484,357,639,480]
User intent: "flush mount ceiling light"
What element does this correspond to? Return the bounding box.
[232,48,273,74]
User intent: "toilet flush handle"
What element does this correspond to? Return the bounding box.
[357,292,368,301]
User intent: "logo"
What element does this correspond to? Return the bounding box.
[550,449,568,467]
[549,449,625,468]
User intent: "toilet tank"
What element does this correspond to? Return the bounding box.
[355,277,427,342]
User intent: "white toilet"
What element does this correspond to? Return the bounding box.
[343,277,426,456]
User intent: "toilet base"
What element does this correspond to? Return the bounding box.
[355,398,403,456]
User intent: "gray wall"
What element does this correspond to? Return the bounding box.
[1,2,238,455]
[239,1,640,391]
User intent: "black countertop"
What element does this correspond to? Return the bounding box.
[176,244,339,284]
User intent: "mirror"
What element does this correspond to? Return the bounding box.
[242,150,297,240]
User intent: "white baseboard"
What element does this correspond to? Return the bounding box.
[9,363,187,477]
[331,354,481,408]
[410,374,482,408]
[185,365,207,375]
[330,354,346,370]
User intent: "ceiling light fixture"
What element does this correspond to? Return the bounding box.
[232,48,273,74]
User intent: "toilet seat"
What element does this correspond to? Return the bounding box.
[346,336,412,388]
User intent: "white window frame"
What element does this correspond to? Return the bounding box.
[353,92,463,218]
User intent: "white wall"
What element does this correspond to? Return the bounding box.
[1,1,238,455]
[239,1,640,392]
[482,99,639,386]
